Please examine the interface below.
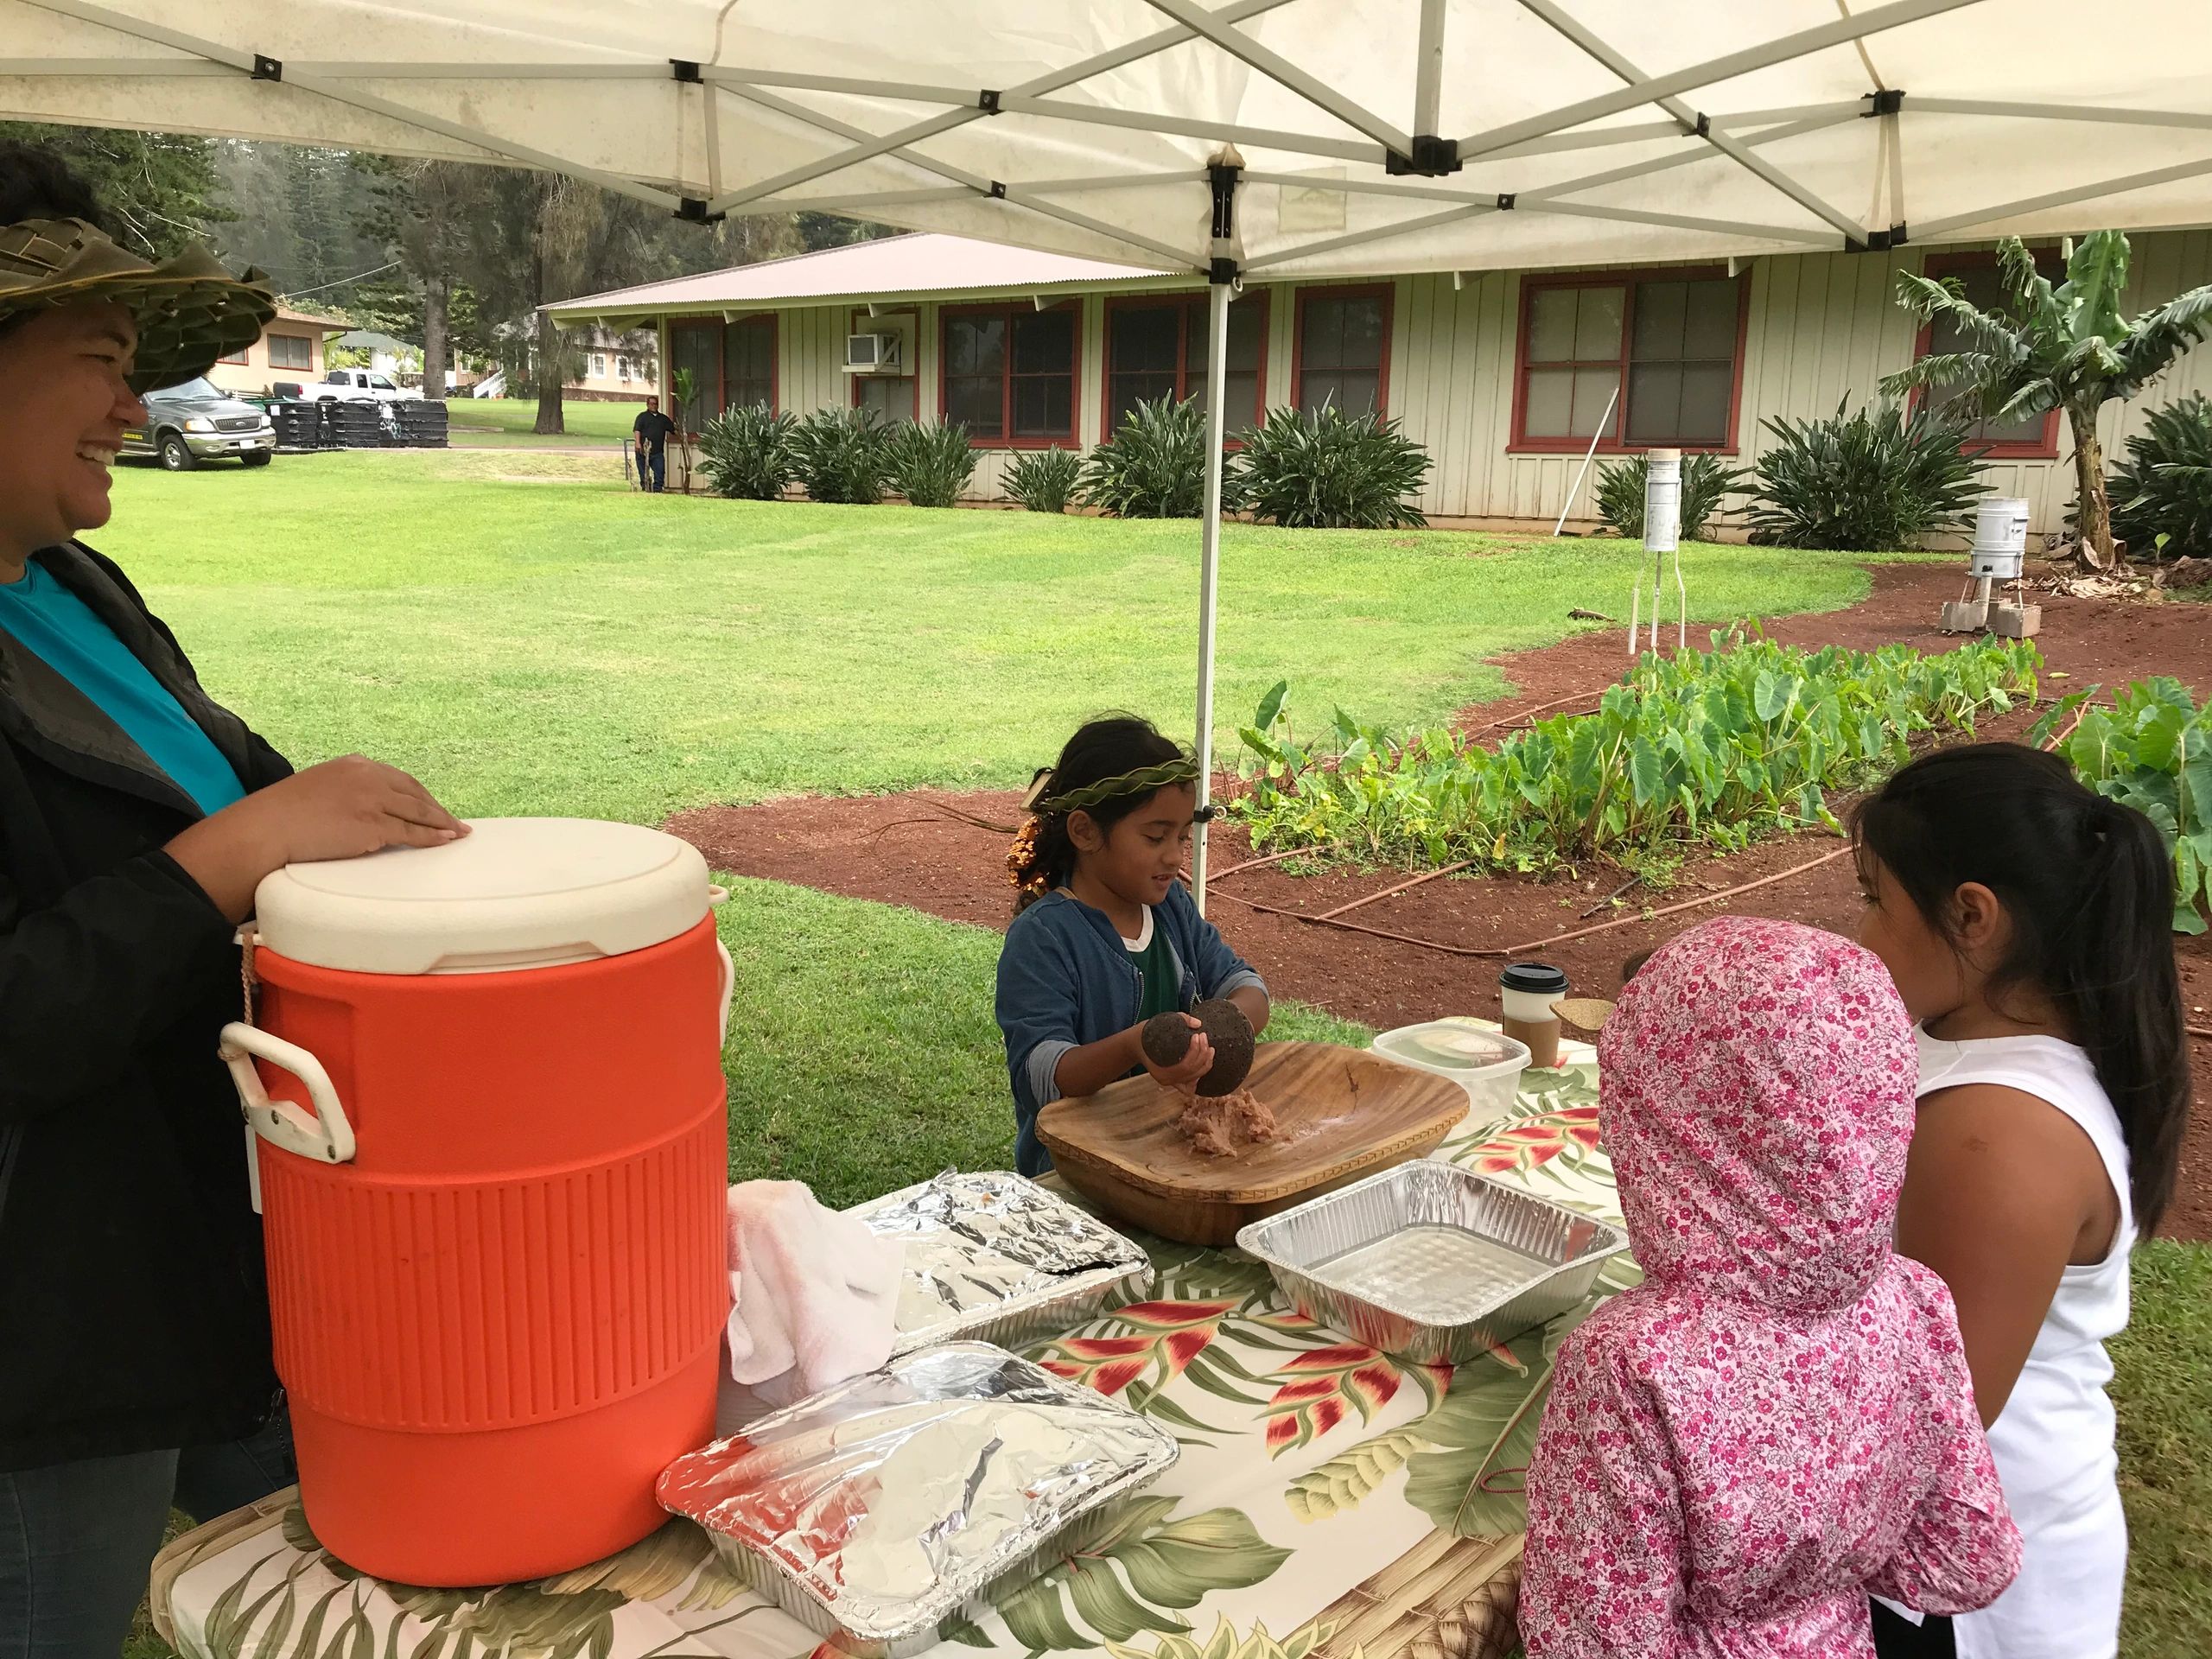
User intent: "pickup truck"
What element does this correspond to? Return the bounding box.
[315,368,419,404]
[119,378,276,471]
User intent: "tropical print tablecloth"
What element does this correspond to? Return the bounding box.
[153,1042,1630,1659]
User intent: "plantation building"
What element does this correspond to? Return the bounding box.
[546,230,2212,537]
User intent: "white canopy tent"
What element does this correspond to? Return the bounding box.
[10,0,2212,899]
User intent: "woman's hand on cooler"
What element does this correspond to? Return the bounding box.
[1139,1014,1216,1093]
[166,755,467,922]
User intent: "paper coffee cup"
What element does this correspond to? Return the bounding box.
[1499,962,1570,1067]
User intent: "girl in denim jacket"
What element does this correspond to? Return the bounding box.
[994,715,1268,1176]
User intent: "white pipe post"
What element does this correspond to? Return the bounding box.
[1553,385,1620,537]
[1192,277,1234,916]
[1644,448,1681,655]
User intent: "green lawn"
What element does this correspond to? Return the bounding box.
[95,455,2200,1657]
[103,449,1884,823]
[444,396,645,446]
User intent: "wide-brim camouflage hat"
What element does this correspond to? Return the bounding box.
[0,216,276,393]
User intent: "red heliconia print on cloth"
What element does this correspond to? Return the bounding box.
[1519,917,2021,1658]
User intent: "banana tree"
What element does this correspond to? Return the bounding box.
[670,365,701,493]
[1883,232,2212,570]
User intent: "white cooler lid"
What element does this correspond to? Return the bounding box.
[252,817,713,975]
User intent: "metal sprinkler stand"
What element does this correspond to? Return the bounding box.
[1941,498,2041,639]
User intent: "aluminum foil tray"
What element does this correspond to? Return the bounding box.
[849,1171,1152,1356]
[658,1343,1179,1658]
[1236,1162,1628,1364]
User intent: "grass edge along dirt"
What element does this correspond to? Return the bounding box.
[1233,630,2043,879]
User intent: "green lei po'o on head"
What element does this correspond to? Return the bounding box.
[1031,754,1199,814]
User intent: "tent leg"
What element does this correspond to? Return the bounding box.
[1192,277,1234,916]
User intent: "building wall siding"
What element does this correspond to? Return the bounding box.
[651,231,2212,531]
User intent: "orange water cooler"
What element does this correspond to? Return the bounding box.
[220,819,733,1586]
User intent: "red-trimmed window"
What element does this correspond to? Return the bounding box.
[1916,250,2063,457]
[267,333,314,371]
[670,315,778,425]
[850,308,918,423]
[1103,293,1268,434]
[218,344,251,365]
[1294,286,1390,415]
[942,302,1078,444]
[1512,270,1746,451]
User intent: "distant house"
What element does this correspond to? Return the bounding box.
[206,306,350,396]
[546,231,2212,535]
[332,328,417,379]
[563,323,658,404]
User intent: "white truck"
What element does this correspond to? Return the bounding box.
[315,368,419,404]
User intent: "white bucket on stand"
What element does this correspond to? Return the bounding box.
[1969,498,2030,581]
[1643,449,1682,553]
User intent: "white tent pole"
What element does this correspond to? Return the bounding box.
[1517,112,1857,208]
[1512,0,1863,239]
[1140,0,1415,155]
[1243,201,1496,271]
[715,82,1204,270]
[1414,0,1448,139]
[1915,152,2212,239]
[1905,98,2212,130]
[1457,0,1988,160]
[706,0,1300,214]
[1192,275,1233,917]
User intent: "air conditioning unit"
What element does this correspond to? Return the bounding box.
[843,331,903,373]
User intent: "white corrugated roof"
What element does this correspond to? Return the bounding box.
[546,232,1171,317]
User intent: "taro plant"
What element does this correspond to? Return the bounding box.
[2109,393,2212,562]
[788,405,892,505]
[2035,677,2212,933]
[1230,404,1432,529]
[696,404,796,500]
[1885,232,2212,569]
[1235,631,2040,874]
[1595,451,1745,541]
[1080,394,1220,518]
[1747,399,1983,550]
[885,419,976,508]
[1002,446,1084,514]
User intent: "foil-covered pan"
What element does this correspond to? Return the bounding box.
[849,1172,1152,1356]
[658,1343,1179,1658]
[1236,1162,1628,1363]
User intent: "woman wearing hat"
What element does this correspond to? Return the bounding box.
[0,145,467,1656]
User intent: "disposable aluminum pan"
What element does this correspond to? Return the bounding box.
[1236,1162,1629,1364]
[849,1172,1152,1356]
[658,1344,1179,1658]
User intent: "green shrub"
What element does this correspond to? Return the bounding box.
[1747,399,1983,550]
[1235,632,2039,872]
[2036,678,2212,933]
[1080,395,1217,518]
[1230,404,1432,529]
[1002,447,1084,514]
[789,406,892,505]
[696,404,797,500]
[885,420,976,508]
[2110,394,2212,561]
[1594,451,1745,540]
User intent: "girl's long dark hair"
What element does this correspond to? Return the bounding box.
[1854,741,2189,1234]
[1009,715,1185,914]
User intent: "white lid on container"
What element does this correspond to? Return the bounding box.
[252,817,713,975]
[1371,1018,1530,1077]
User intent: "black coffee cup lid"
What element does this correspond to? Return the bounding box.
[1500,961,1569,995]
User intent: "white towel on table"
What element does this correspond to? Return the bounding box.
[724,1179,901,1410]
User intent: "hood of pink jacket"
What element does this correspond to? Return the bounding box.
[1599,916,1917,1316]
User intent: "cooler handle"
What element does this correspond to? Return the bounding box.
[709,885,734,1046]
[220,1024,359,1165]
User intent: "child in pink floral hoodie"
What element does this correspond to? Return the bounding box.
[1521,917,2019,1657]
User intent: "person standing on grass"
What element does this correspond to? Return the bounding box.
[1853,743,2189,1659]
[0,144,467,1659]
[632,394,677,493]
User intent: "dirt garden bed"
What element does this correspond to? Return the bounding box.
[668,559,2212,1241]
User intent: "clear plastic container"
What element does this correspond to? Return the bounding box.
[1369,1018,1530,1129]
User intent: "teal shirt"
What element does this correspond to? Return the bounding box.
[0,559,245,814]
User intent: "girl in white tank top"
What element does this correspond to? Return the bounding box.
[1851,742,2190,1659]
